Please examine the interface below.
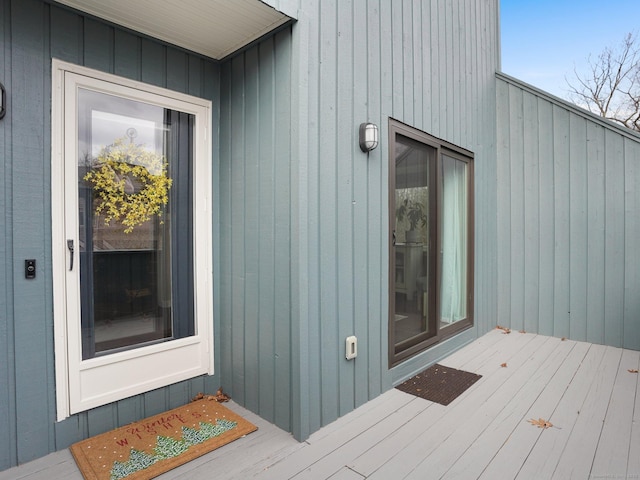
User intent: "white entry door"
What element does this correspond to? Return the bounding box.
[52,60,214,419]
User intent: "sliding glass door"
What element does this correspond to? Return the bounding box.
[389,120,474,366]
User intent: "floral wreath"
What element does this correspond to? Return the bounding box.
[83,138,173,233]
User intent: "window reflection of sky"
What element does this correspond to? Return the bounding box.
[77,88,167,166]
[90,111,157,157]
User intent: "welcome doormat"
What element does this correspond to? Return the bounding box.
[70,399,257,480]
[396,364,482,405]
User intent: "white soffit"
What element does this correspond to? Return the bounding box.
[54,0,291,60]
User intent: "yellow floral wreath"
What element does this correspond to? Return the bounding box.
[84,138,173,233]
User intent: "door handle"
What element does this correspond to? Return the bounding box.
[67,239,74,271]
[392,230,396,246]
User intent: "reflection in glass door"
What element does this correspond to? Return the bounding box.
[391,134,437,361]
[77,88,194,359]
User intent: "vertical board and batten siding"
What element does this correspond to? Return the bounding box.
[1,0,505,469]
[0,0,221,470]
[0,0,14,470]
[217,29,294,432]
[496,72,640,351]
[290,0,500,440]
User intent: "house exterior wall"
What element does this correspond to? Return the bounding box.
[217,29,295,432]
[496,72,640,351]
[288,0,500,440]
[1,0,503,470]
[0,0,222,470]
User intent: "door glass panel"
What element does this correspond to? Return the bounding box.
[440,154,468,326]
[78,88,191,358]
[393,135,436,352]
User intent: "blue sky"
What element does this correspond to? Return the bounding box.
[501,0,640,99]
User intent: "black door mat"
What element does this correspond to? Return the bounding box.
[396,363,482,406]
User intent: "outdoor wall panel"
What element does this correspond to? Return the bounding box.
[272,30,294,430]
[523,90,540,334]
[0,0,221,470]
[293,0,500,437]
[586,122,606,345]
[0,0,16,471]
[218,29,293,432]
[625,140,640,350]
[11,0,52,464]
[600,131,624,350]
[496,72,640,350]
[552,105,571,339]
[537,99,555,337]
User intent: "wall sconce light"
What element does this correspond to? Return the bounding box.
[0,82,5,120]
[359,122,378,152]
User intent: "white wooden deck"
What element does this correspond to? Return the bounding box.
[2,330,639,480]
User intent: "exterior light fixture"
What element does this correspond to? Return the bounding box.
[0,82,5,120]
[359,122,378,152]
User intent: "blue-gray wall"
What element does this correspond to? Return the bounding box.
[1,0,505,470]
[288,0,500,440]
[496,73,640,350]
[218,29,294,432]
[0,0,223,470]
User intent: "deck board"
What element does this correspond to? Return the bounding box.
[627,354,640,476]
[477,340,591,480]
[288,398,428,479]
[1,331,638,480]
[259,390,416,479]
[551,345,622,479]
[366,334,553,479]
[406,337,573,479]
[514,343,608,479]
[444,340,590,480]
[590,348,640,479]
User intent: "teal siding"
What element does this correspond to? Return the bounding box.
[496,73,640,351]
[218,29,293,432]
[0,1,14,471]
[291,0,500,439]
[2,0,505,469]
[0,0,221,470]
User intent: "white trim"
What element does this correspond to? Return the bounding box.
[51,59,214,420]
[52,60,70,422]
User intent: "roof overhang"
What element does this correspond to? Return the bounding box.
[53,0,292,60]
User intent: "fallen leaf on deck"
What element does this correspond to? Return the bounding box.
[629,369,639,373]
[191,388,230,403]
[211,388,230,402]
[500,363,508,368]
[519,330,526,334]
[528,418,553,429]
[561,337,567,341]
[496,325,511,334]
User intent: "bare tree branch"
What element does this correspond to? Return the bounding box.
[567,32,640,132]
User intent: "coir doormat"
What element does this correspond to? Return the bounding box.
[70,399,257,480]
[396,364,482,406]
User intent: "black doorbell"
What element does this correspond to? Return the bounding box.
[25,259,36,279]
